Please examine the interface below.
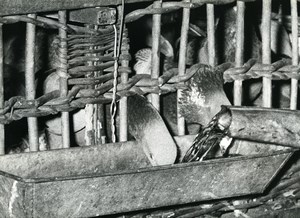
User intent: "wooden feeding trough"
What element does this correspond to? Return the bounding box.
[0,0,299,217]
[0,94,295,217]
[0,145,292,217]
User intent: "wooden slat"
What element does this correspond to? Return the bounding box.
[227,106,300,148]
[234,1,245,106]
[119,5,128,142]
[84,24,96,146]
[0,0,244,16]
[290,0,298,110]
[0,141,150,179]
[25,14,39,152]
[0,0,155,16]
[119,68,128,142]
[177,0,190,136]
[0,25,4,155]
[18,152,292,217]
[207,3,216,67]
[0,174,29,217]
[262,0,272,107]
[58,11,71,149]
[150,0,162,111]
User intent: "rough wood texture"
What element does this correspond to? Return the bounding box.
[69,7,117,25]
[0,141,151,179]
[0,25,4,155]
[25,14,39,152]
[0,0,155,16]
[0,173,31,217]
[290,0,299,109]
[177,0,190,136]
[233,1,245,106]
[0,150,291,217]
[58,10,71,149]
[150,0,162,111]
[0,0,243,16]
[226,106,300,148]
[261,0,272,107]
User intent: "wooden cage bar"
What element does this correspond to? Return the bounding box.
[58,10,71,149]
[177,0,191,136]
[233,1,245,106]
[119,5,129,142]
[0,0,299,151]
[0,24,4,155]
[290,0,298,110]
[119,62,129,142]
[25,13,39,152]
[262,0,272,107]
[93,25,106,145]
[85,24,96,146]
[92,25,101,145]
[151,0,162,111]
[207,3,216,67]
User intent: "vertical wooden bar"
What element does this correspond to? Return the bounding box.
[262,0,272,107]
[58,10,70,149]
[177,0,191,136]
[84,80,95,146]
[118,5,128,142]
[85,24,95,146]
[0,24,4,155]
[207,4,215,67]
[93,25,99,144]
[93,26,105,144]
[234,1,245,106]
[151,0,162,111]
[95,58,106,144]
[25,14,39,152]
[119,60,128,142]
[290,0,298,110]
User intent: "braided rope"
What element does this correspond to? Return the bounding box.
[0,11,299,126]
[0,56,298,125]
[224,59,300,82]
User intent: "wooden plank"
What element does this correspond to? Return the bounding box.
[225,106,300,148]
[0,173,30,217]
[0,0,156,16]
[69,7,117,25]
[29,152,291,217]
[0,141,151,179]
[0,0,247,16]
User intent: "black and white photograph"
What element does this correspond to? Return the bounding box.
[0,0,299,217]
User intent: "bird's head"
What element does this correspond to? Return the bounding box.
[134,35,174,75]
[179,64,231,126]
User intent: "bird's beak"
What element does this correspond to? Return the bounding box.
[160,35,174,58]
